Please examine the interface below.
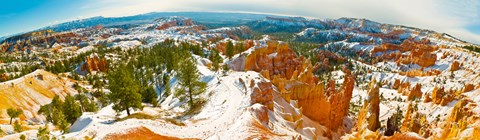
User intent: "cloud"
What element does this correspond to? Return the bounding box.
[81,0,480,44]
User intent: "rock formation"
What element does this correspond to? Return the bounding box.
[156,18,194,30]
[463,83,475,93]
[250,79,275,110]
[400,69,441,77]
[401,103,429,137]
[372,38,437,68]
[80,54,108,74]
[366,81,380,131]
[384,115,399,136]
[436,99,472,139]
[392,79,400,89]
[450,61,460,71]
[408,84,423,101]
[431,86,454,106]
[232,40,354,133]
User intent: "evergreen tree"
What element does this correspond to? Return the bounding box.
[209,49,223,71]
[107,64,143,116]
[13,120,22,132]
[142,85,158,106]
[37,125,50,140]
[176,57,207,109]
[163,74,171,99]
[226,41,234,59]
[6,108,22,124]
[75,94,98,112]
[235,42,245,54]
[55,110,69,133]
[63,95,82,124]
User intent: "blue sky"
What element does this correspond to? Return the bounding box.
[1,0,479,44]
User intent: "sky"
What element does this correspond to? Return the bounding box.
[1,0,479,44]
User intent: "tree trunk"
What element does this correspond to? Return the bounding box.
[188,88,193,109]
[126,106,131,116]
[9,117,12,124]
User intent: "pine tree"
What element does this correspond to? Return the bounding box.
[7,108,22,124]
[13,120,22,132]
[37,125,50,140]
[176,57,207,109]
[209,49,223,71]
[75,94,98,112]
[63,95,82,124]
[107,64,143,116]
[162,74,171,99]
[226,41,234,59]
[142,85,158,106]
[55,110,69,133]
[235,42,245,54]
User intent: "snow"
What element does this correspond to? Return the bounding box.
[62,58,330,139]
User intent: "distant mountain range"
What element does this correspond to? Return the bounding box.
[41,12,272,32]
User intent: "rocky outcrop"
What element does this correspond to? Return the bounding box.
[232,40,354,132]
[450,61,460,71]
[155,17,194,30]
[244,41,302,79]
[463,83,475,93]
[366,81,380,131]
[384,115,399,136]
[372,38,438,68]
[397,81,410,96]
[215,40,255,57]
[448,99,470,123]
[250,80,275,110]
[80,54,108,74]
[431,86,454,106]
[0,70,78,121]
[400,69,441,77]
[436,99,471,139]
[408,84,423,101]
[392,79,400,89]
[401,103,429,137]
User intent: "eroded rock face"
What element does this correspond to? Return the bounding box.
[397,81,411,96]
[408,84,423,101]
[250,80,275,110]
[431,86,454,106]
[448,99,469,123]
[436,99,472,139]
[244,41,302,80]
[80,55,108,74]
[372,38,437,68]
[156,18,194,30]
[232,40,354,132]
[366,82,380,131]
[401,103,429,137]
[400,69,441,77]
